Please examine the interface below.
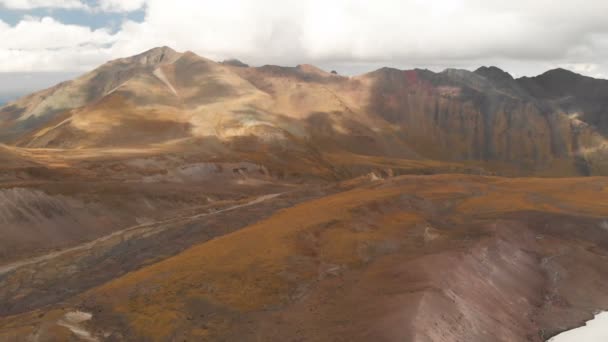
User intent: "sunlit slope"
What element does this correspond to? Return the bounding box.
[2,47,608,175]
[0,47,182,142]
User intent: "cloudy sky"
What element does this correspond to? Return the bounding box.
[1,0,608,102]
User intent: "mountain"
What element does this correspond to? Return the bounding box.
[1,47,608,176]
[0,48,608,342]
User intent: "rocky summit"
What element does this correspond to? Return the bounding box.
[0,47,608,342]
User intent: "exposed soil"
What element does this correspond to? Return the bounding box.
[0,174,605,341]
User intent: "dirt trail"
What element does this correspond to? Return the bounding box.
[0,193,282,276]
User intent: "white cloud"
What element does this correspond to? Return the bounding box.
[97,0,146,12]
[0,0,146,11]
[0,47,112,72]
[109,0,608,71]
[0,16,114,50]
[2,0,608,77]
[0,0,86,9]
[0,17,115,71]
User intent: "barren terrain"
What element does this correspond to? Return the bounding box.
[0,47,607,341]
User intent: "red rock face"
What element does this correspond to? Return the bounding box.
[365,67,608,175]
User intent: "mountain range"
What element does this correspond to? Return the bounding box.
[2,46,608,176]
[0,47,607,341]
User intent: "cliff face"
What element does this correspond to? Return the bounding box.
[518,68,608,137]
[1,47,607,176]
[365,67,608,175]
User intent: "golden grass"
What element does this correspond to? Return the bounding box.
[455,176,608,217]
[2,174,607,340]
[324,151,466,171]
[87,185,418,339]
[83,174,608,340]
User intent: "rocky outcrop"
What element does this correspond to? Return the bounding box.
[366,67,608,175]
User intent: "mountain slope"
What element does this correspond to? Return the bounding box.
[1,47,608,177]
[2,175,607,341]
[0,47,182,142]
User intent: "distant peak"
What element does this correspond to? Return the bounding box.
[442,68,473,74]
[525,68,592,83]
[540,68,580,77]
[475,66,514,81]
[152,46,176,53]
[129,46,182,66]
[547,67,574,73]
[476,66,506,73]
[221,59,249,68]
[441,68,480,79]
[296,64,330,76]
[136,46,178,57]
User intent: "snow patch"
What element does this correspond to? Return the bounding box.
[548,312,608,342]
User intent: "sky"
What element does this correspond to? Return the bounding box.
[1,0,608,103]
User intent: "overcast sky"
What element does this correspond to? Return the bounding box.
[1,0,608,102]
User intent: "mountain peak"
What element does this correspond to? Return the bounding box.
[137,46,177,56]
[533,68,599,83]
[221,59,249,67]
[125,46,182,67]
[296,64,331,76]
[475,66,514,81]
[441,68,488,88]
[543,67,578,76]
